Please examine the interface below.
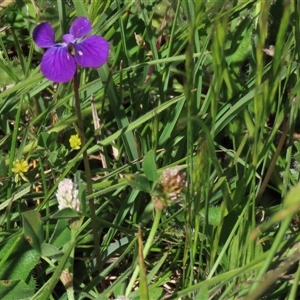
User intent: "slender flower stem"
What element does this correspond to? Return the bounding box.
[62,219,83,299]
[65,228,76,300]
[125,208,162,296]
[73,70,104,286]
[66,286,75,300]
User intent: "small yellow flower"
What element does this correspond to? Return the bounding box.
[12,159,29,183]
[69,134,81,150]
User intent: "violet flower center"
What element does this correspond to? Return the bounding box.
[67,44,75,56]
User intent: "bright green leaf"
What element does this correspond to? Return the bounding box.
[0,280,34,299]
[124,174,151,193]
[142,150,158,183]
[22,210,43,253]
[51,207,80,219]
[49,219,71,248]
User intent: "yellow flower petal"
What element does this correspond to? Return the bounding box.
[12,159,29,182]
[69,134,81,150]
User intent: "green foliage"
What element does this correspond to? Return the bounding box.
[22,210,43,253]
[1,0,300,299]
[0,233,40,298]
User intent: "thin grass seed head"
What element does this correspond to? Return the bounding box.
[32,16,109,82]
[152,167,186,210]
[56,179,81,212]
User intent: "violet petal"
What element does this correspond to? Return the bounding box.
[69,17,92,39]
[40,46,76,82]
[63,33,75,44]
[74,36,109,68]
[33,22,56,48]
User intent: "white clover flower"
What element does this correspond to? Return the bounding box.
[161,167,184,186]
[56,179,81,212]
[152,167,186,210]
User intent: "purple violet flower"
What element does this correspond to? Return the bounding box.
[33,16,109,83]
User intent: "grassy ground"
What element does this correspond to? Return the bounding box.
[1,0,300,299]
